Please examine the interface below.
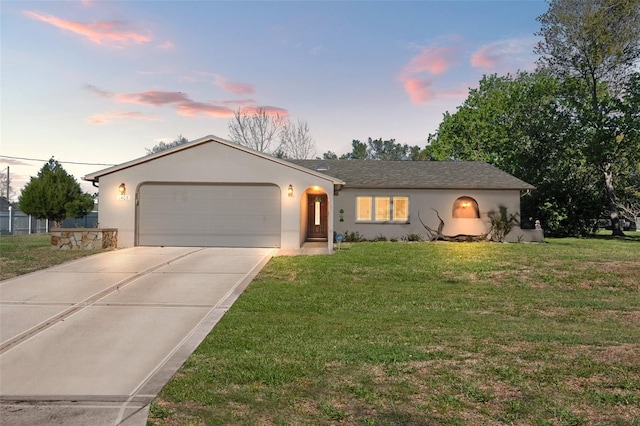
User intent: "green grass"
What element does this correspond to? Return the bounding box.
[149,237,640,425]
[0,234,106,280]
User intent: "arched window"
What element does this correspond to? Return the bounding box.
[452,196,480,218]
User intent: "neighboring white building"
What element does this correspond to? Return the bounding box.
[83,135,540,250]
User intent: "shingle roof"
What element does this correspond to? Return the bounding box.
[288,159,535,190]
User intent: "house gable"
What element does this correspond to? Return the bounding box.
[84,136,343,249]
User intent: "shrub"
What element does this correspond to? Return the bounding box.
[488,206,519,242]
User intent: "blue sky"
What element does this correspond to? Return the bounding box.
[1,0,548,195]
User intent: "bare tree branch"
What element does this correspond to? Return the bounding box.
[279,119,316,159]
[228,107,283,153]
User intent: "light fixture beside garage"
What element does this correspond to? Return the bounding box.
[287,184,293,197]
[117,183,130,201]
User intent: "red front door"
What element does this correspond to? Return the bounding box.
[307,194,328,240]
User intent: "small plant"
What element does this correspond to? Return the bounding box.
[488,206,519,242]
[401,233,423,242]
[343,230,366,242]
[372,234,387,242]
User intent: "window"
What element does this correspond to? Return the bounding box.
[393,197,409,221]
[356,196,409,223]
[356,196,372,221]
[452,196,480,218]
[375,197,390,221]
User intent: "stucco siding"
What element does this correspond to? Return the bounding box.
[95,141,335,249]
[333,188,523,241]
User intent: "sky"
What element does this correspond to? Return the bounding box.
[1,0,548,197]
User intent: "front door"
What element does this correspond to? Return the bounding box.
[307,194,328,240]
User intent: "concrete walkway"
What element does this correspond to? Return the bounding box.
[0,246,274,425]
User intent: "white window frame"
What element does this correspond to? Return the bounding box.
[355,196,410,223]
[356,196,372,221]
[375,197,390,221]
[392,196,409,222]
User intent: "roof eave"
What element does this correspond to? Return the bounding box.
[82,135,345,186]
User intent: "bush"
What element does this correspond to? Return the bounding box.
[488,206,519,242]
[341,230,366,242]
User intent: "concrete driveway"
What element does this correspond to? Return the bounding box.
[0,246,274,425]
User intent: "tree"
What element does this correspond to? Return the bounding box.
[321,151,338,160]
[535,0,640,235]
[278,119,316,159]
[145,134,189,155]
[228,107,284,153]
[427,71,604,236]
[340,140,369,159]
[19,158,95,227]
[338,138,426,160]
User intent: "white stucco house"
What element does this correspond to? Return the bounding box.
[83,135,540,251]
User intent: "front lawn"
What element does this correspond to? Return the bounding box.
[0,234,106,281]
[150,238,640,425]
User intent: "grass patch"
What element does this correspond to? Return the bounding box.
[149,238,640,425]
[0,234,107,280]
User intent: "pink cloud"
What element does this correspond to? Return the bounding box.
[194,73,254,95]
[85,84,113,98]
[85,111,159,125]
[158,41,174,49]
[214,75,254,95]
[115,91,191,106]
[470,37,538,72]
[470,46,498,69]
[23,10,152,47]
[404,47,458,75]
[402,78,436,104]
[86,85,287,120]
[398,44,462,104]
[175,102,235,118]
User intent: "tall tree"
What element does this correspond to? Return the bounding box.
[321,151,338,160]
[278,119,316,159]
[535,0,640,235]
[19,158,95,227]
[145,134,189,155]
[228,107,284,153]
[340,140,369,159]
[427,72,603,236]
[339,138,425,160]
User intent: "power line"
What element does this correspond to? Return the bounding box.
[0,155,116,167]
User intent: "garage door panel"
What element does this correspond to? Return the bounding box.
[138,184,281,247]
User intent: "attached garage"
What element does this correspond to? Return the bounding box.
[83,135,342,249]
[137,183,281,247]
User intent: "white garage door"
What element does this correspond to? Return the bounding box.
[137,183,281,247]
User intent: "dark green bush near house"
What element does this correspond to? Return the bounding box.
[342,230,366,242]
[488,206,519,242]
[401,233,423,242]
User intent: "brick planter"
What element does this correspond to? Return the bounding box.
[50,228,118,250]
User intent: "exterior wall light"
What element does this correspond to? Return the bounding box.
[287,184,293,197]
[118,183,126,195]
